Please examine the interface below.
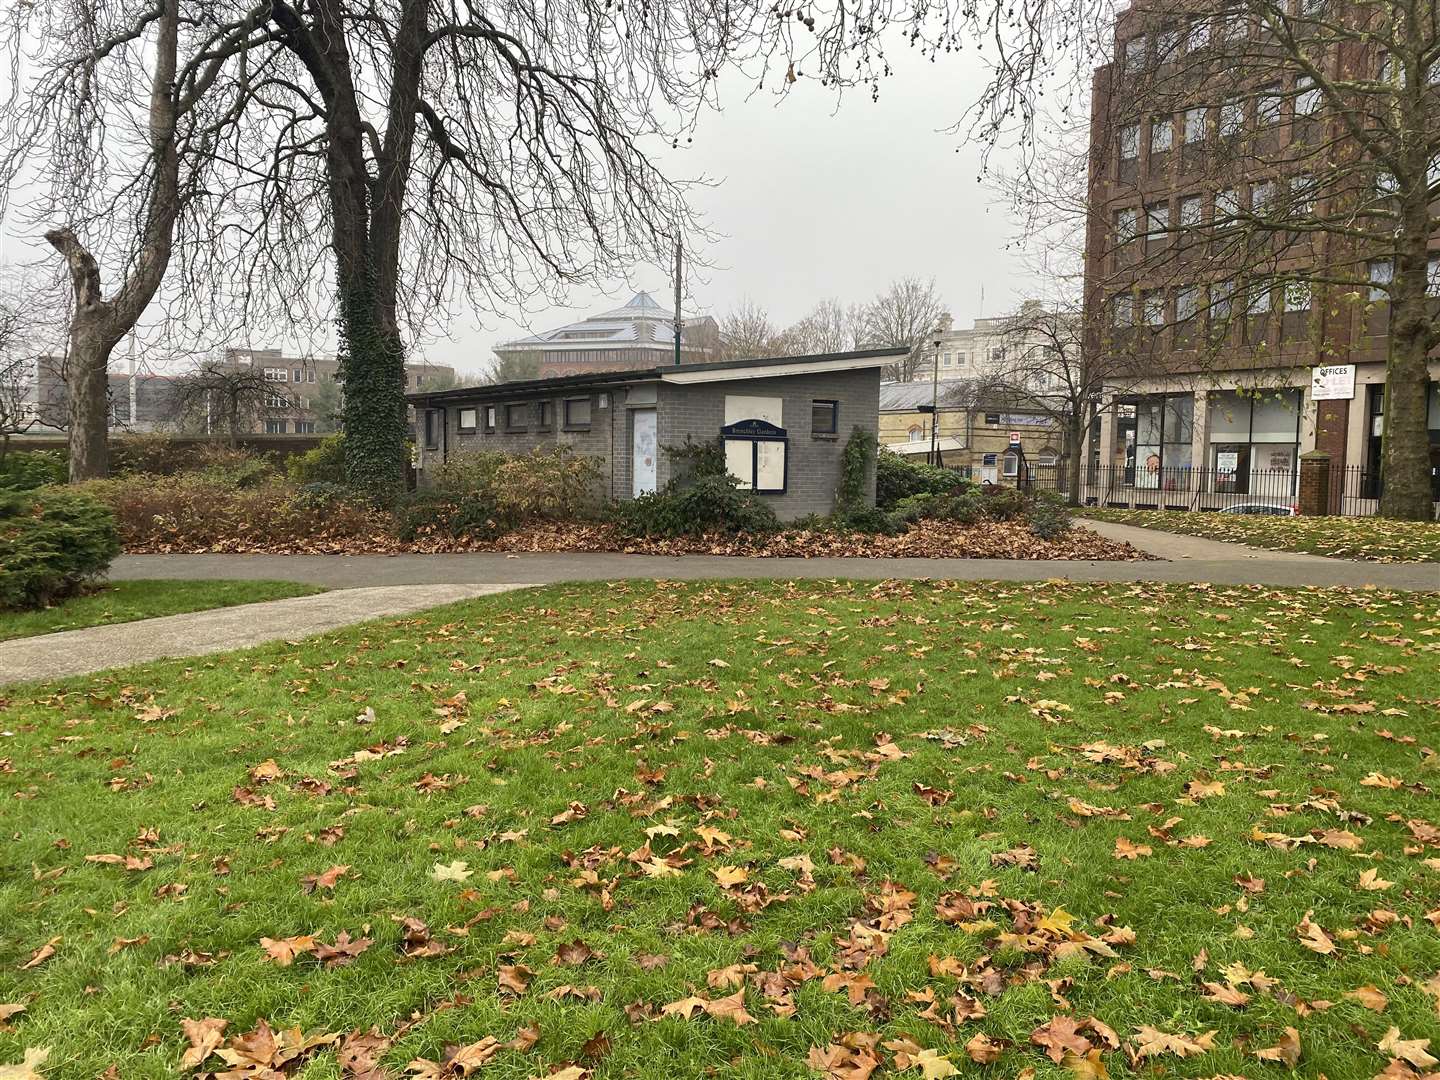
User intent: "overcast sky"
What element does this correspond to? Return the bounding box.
[419,50,1034,377]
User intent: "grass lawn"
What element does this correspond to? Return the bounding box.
[0,580,325,642]
[1,579,1438,1079]
[1083,508,1440,563]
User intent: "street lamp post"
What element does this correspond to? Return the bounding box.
[928,337,942,467]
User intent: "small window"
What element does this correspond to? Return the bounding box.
[1119,124,1140,161]
[564,397,592,428]
[295,420,315,434]
[1002,452,1019,477]
[1142,290,1166,327]
[1368,260,1393,301]
[537,400,553,428]
[1145,202,1170,237]
[1115,207,1139,242]
[1112,294,1135,327]
[984,412,1001,425]
[1247,281,1273,315]
[1257,84,1284,126]
[811,399,838,435]
[1150,116,1173,153]
[308,370,317,383]
[265,419,287,435]
[1284,279,1312,312]
[424,409,441,449]
[1177,285,1201,322]
[505,403,528,430]
[264,367,287,382]
[1155,26,1179,58]
[908,426,924,442]
[484,405,497,432]
[1124,36,1147,73]
[1185,16,1210,51]
[1211,281,1236,322]
[1215,188,1240,219]
[292,368,303,383]
[1179,195,1204,227]
[1251,180,1276,213]
[1183,107,1207,144]
[1290,174,1316,217]
[1428,255,1440,297]
[1219,98,1244,137]
[1295,76,1321,115]
[458,407,478,433]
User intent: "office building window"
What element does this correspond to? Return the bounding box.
[1155,26,1179,58]
[1179,195,1204,227]
[1185,16,1210,51]
[265,419,287,434]
[1215,188,1240,219]
[1257,84,1284,125]
[295,420,315,434]
[1124,36,1147,73]
[1176,285,1201,322]
[1183,107,1207,143]
[1284,279,1312,312]
[811,399,839,435]
[1112,294,1135,327]
[263,367,287,382]
[1220,98,1244,137]
[1141,290,1166,327]
[292,368,303,383]
[1119,124,1140,161]
[1145,202,1170,237]
[1115,207,1139,243]
[1247,280,1273,314]
[1251,180,1276,213]
[564,397,592,427]
[1211,280,1236,323]
[1295,76,1321,115]
[1150,116,1174,153]
[1429,255,1440,297]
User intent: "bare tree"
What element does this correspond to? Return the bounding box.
[777,298,864,356]
[717,299,780,361]
[486,350,544,385]
[0,0,260,482]
[167,361,290,446]
[859,278,950,381]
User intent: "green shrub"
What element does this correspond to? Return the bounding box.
[0,450,67,490]
[113,432,191,476]
[394,490,510,542]
[664,438,729,485]
[287,434,347,486]
[835,428,877,515]
[837,505,903,535]
[875,449,965,509]
[613,473,779,539]
[0,488,121,609]
[492,448,603,522]
[192,444,277,489]
[426,448,509,496]
[1027,490,1073,540]
[979,485,1027,521]
[293,482,353,511]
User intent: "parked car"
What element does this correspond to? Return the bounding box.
[1217,502,1296,516]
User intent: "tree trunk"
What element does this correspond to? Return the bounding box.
[1379,285,1434,520]
[65,323,116,481]
[1065,412,1084,508]
[337,277,409,496]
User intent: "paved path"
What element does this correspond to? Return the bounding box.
[106,521,1439,591]
[0,584,529,685]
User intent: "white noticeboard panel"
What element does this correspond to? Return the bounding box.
[1311,364,1355,401]
[725,440,754,489]
[755,441,786,491]
[1216,450,1239,475]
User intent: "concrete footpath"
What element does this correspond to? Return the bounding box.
[104,520,1440,592]
[0,584,528,684]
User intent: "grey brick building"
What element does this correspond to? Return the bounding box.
[407,349,903,520]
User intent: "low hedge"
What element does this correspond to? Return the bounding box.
[0,450,67,491]
[875,450,966,509]
[0,487,121,609]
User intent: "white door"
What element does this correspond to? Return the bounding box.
[632,408,657,496]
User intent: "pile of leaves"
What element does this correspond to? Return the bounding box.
[1084,508,1440,562]
[2,578,1437,1079]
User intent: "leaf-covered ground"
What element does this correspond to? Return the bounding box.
[1,579,1438,1080]
[1082,510,1440,563]
[0,580,325,642]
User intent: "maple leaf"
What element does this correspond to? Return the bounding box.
[301,864,350,893]
[314,931,374,968]
[1347,984,1389,1012]
[0,1047,48,1080]
[430,860,472,883]
[1358,867,1395,891]
[704,988,756,1026]
[1200,981,1251,1007]
[907,1048,959,1078]
[17,940,58,971]
[555,940,594,966]
[260,935,317,966]
[1254,1026,1301,1067]
[1296,911,1336,955]
[1063,1049,1110,1079]
[1112,837,1152,860]
[711,865,749,888]
[964,1033,1005,1064]
[806,1042,881,1079]
[659,996,709,1020]
[1131,1026,1216,1059]
[1378,1028,1439,1069]
[498,964,534,994]
[338,1028,392,1080]
[1031,1017,1093,1063]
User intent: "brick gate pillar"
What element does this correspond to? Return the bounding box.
[1298,450,1331,516]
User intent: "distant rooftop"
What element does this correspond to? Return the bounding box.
[496,291,714,353]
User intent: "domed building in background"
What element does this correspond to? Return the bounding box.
[493,291,719,379]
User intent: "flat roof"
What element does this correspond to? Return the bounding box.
[407,347,907,405]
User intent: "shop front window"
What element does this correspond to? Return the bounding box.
[1208,389,1301,496]
[1134,393,1194,488]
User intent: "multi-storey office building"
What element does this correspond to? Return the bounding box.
[1081,1,1439,510]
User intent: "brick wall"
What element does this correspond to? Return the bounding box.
[418,368,881,520]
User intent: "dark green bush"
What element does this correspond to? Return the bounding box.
[979,485,1027,521]
[875,449,965,509]
[393,490,512,542]
[293,482,354,511]
[835,428,877,515]
[664,437,729,484]
[1027,490,1073,540]
[287,434,347,486]
[612,473,779,539]
[0,450,67,490]
[836,505,903,535]
[0,488,121,609]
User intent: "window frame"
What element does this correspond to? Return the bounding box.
[563,396,593,429]
[483,405,497,432]
[810,398,839,436]
[1149,115,1174,154]
[457,407,479,433]
[423,409,441,449]
[1183,106,1207,144]
[504,402,529,431]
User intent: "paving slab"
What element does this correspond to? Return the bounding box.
[0,584,531,685]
